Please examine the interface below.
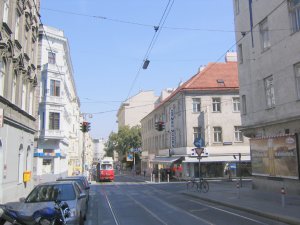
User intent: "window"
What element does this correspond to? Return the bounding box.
[234,126,243,142]
[212,98,221,112]
[15,11,20,40]
[260,18,270,50]
[232,97,240,112]
[49,112,60,130]
[238,44,243,64]
[21,82,27,111]
[264,75,275,108]
[289,0,300,32]
[3,0,9,23]
[0,60,6,96]
[178,99,181,116]
[192,98,201,112]
[11,72,17,104]
[50,80,60,96]
[235,0,240,15]
[295,63,300,99]
[242,95,247,115]
[48,52,56,64]
[193,127,201,141]
[213,127,222,143]
[29,88,33,115]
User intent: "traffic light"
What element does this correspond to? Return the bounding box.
[80,121,91,133]
[155,121,165,131]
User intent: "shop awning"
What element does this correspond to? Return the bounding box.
[150,156,183,164]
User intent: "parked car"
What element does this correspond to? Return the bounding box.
[57,176,90,202]
[6,181,87,225]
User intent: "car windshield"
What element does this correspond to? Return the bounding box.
[59,179,85,190]
[26,184,76,203]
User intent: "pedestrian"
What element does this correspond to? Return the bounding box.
[143,169,146,177]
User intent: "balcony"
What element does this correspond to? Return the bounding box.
[40,95,65,106]
[39,129,64,140]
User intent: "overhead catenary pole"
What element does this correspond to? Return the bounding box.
[82,132,85,175]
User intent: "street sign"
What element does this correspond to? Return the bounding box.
[195,148,204,156]
[194,138,204,148]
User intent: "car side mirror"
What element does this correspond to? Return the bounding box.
[78,193,87,199]
[19,197,25,202]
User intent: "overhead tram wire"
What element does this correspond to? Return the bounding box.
[41,6,292,33]
[126,0,174,100]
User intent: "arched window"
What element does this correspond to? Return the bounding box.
[0,59,6,96]
[11,71,17,104]
[18,144,24,183]
[3,0,9,24]
[21,80,27,111]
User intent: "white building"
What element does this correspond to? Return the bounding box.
[0,0,40,203]
[92,138,106,164]
[117,90,159,128]
[35,25,81,181]
[141,53,250,179]
[233,0,300,193]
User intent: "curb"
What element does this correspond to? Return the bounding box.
[182,192,300,225]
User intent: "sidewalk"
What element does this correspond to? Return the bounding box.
[182,180,300,225]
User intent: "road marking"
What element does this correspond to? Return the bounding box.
[188,199,269,225]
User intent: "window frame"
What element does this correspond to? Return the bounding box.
[212,97,221,112]
[232,97,240,112]
[49,112,60,130]
[0,60,6,97]
[48,52,56,65]
[289,0,300,33]
[238,44,243,64]
[213,127,222,143]
[50,79,60,97]
[264,75,275,108]
[259,18,270,51]
[192,98,201,113]
[235,0,240,15]
[234,126,243,142]
[3,0,9,24]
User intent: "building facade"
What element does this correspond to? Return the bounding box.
[0,0,40,203]
[233,0,300,193]
[141,53,250,179]
[35,25,81,181]
[117,90,159,128]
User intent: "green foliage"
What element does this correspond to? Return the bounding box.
[104,125,142,158]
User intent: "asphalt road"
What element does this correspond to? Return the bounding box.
[84,175,287,225]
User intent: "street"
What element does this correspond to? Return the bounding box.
[84,174,287,225]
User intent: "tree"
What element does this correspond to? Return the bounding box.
[104,125,142,161]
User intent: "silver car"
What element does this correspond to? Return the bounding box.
[6,181,87,225]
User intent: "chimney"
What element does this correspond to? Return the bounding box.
[198,65,206,72]
[225,51,237,62]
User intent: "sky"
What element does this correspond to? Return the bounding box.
[40,0,237,140]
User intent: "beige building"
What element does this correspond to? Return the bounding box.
[117,90,159,128]
[141,53,250,179]
[233,0,300,193]
[0,0,40,203]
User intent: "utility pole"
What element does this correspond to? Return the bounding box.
[82,132,85,174]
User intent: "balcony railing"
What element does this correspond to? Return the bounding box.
[40,129,64,140]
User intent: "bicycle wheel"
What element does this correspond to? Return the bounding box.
[200,180,209,193]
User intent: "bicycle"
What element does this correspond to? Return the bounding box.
[186,177,209,193]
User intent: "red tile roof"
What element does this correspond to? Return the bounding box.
[155,61,239,110]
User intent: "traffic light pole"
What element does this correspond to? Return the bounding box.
[82,132,85,175]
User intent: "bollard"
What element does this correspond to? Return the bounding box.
[167,174,170,183]
[236,181,240,199]
[158,173,161,183]
[281,187,286,208]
